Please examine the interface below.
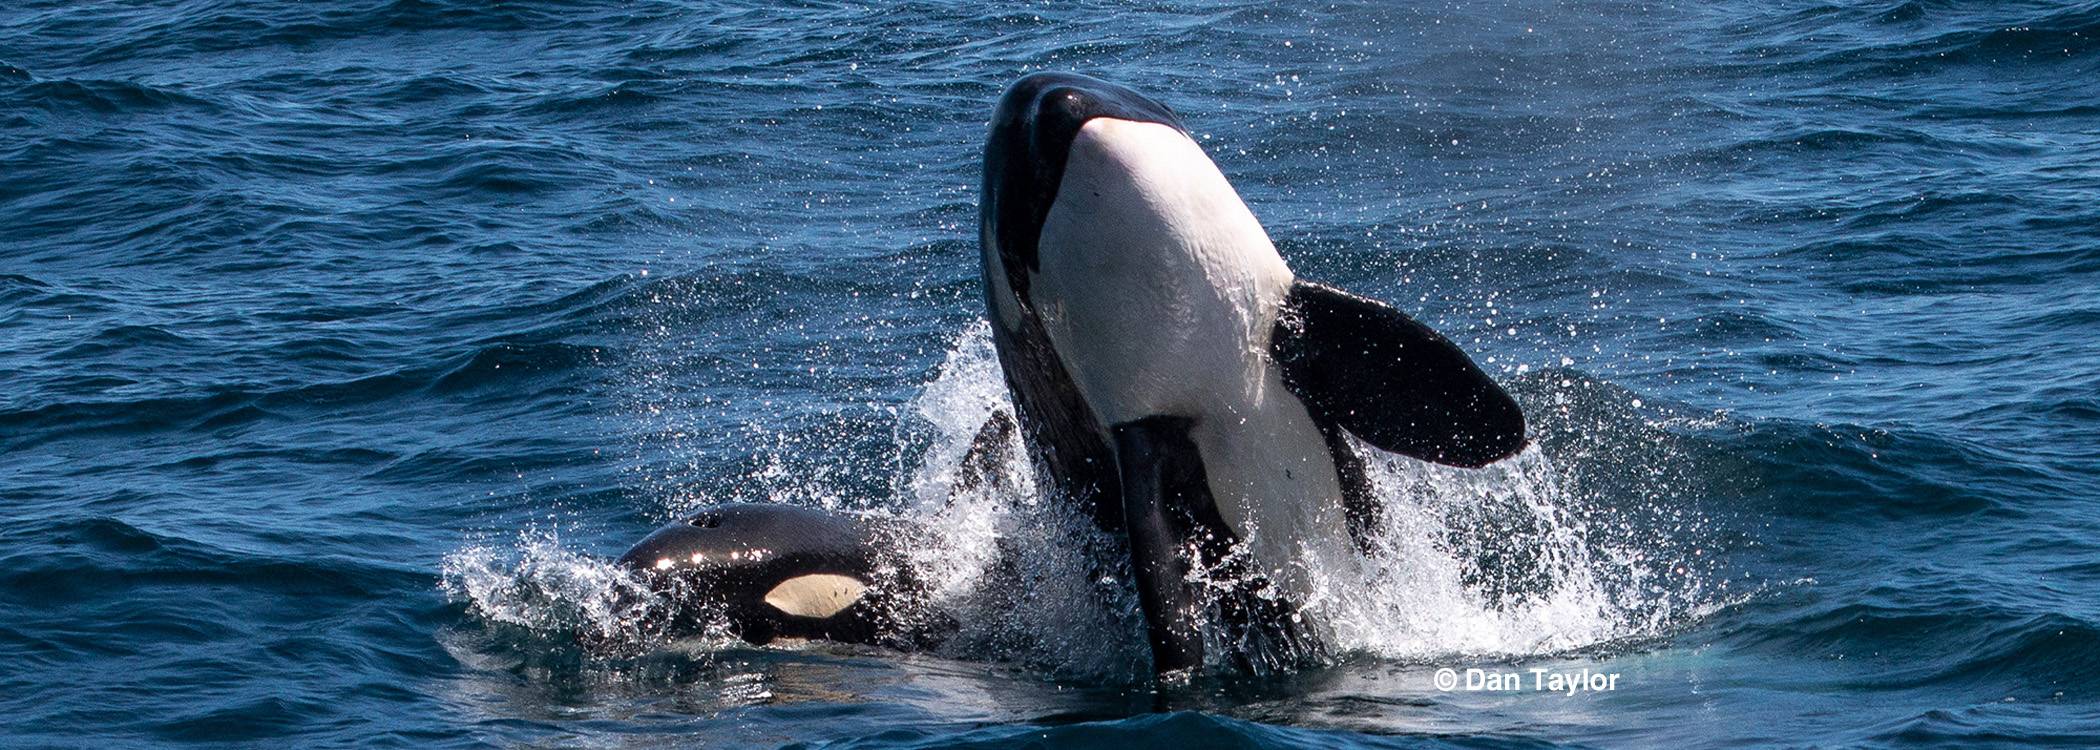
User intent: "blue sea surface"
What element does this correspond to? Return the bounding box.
[4,1,2099,747]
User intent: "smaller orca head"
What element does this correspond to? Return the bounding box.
[980,72,1187,306]
[613,503,902,645]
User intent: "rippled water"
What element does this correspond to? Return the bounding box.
[4,1,2098,747]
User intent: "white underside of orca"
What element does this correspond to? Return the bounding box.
[1028,118,1358,607]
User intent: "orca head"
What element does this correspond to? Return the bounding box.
[981,73,1291,429]
[979,72,1189,315]
[613,504,896,645]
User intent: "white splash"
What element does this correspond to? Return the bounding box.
[887,321,1151,680]
[440,531,661,645]
[887,323,1708,671]
[441,321,1711,679]
[1322,449,1640,657]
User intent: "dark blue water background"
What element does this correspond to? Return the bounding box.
[5,1,2099,747]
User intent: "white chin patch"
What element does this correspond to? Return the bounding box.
[1032,116,1294,426]
[763,573,869,619]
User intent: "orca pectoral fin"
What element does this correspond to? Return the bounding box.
[1111,417,1209,675]
[1271,280,1527,468]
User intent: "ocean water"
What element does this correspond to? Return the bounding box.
[4,0,2099,746]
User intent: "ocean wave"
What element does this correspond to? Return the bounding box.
[0,338,602,450]
[12,77,216,115]
[1736,420,2017,519]
[0,516,424,601]
[1708,0,2100,74]
[52,0,613,68]
[1738,598,2100,694]
[1829,2,2100,69]
[0,272,56,305]
[1865,702,2100,748]
[49,323,195,357]
[367,141,616,197]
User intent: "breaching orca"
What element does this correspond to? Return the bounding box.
[614,73,1525,675]
[979,72,1525,674]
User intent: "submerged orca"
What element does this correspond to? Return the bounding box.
[615,73,1525,674]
